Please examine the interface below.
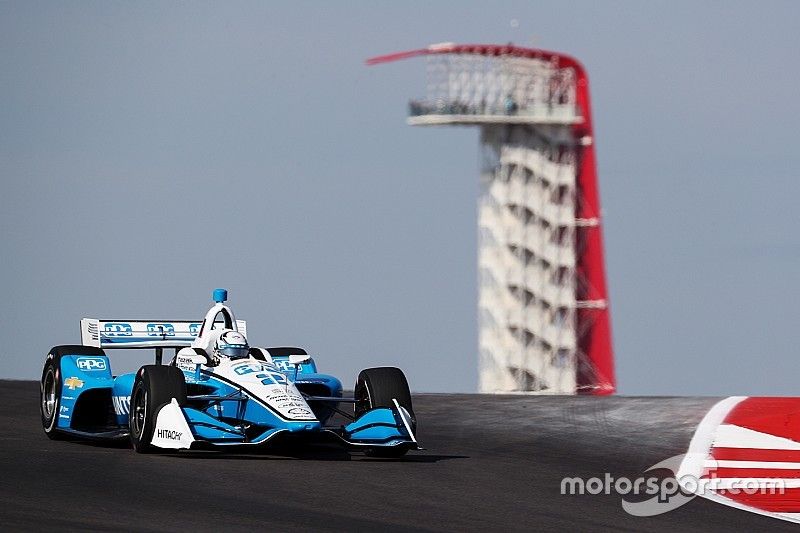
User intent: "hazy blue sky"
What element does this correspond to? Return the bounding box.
[2,1,799,394]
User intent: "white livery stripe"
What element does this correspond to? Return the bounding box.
[714,424,800,450]
[706,460,800,470]
[677,396,747,483]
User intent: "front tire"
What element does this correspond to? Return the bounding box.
[129,365,187,453]
[40,356,63,439]
[354,367,416,457]
[40,345,106,440]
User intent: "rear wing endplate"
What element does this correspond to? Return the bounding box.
[80,318,247,349]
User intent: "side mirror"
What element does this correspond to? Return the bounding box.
[287,354,310,384]
[288,354,310,366]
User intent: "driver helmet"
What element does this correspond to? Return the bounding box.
[214,330,249,360]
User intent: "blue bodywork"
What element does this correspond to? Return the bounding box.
[52,350,416,451]
[57,354,114,431]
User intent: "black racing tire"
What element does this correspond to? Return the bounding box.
[354,367,416,457]
[40,345,105,440]
[129,365,187,454]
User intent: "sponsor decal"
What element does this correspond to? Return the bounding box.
[189,323,202,336]
[266,391,311,411]
[147,323,175,337]
[233,362,280,376]
[233,364,291,386]
[103,323,132,337]
[273,359,303,372]
[60,406,70,414]
[112,396,130,416]
[62,395,75,400]
[76,356,107,372]
[157,429,183,440]
[176,357,196,372]
[64,377,84,390]
[233,363,263,376]
[59,414,70,419]
[288,407,312,416]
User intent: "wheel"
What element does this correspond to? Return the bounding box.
[354,367,416,457]
[129,365,187,453]
[354,367,416,427]
[40,345,105,440]
[40,356,63,440]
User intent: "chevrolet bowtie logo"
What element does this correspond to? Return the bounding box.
[64,377,84,390]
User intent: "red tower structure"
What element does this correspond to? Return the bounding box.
[369,44,615,394]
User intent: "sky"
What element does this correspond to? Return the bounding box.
[2,1,799,395]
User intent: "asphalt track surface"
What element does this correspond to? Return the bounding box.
[0,380,796,532]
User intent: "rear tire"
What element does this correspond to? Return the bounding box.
[40,345,106,440]
[129,365,187,453]
[354,367,416,457]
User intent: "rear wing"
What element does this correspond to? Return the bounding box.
[80,318,247,349]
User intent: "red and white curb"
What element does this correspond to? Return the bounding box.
[678,396,800,524]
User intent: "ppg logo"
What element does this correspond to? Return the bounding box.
[147,323,175,337]
[189,323,201,336]
[76,357,107,372]
[103,323,132,337]
[273,360,302,372]
[234,363,264,376]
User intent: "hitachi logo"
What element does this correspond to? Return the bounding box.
[157,429,182,440]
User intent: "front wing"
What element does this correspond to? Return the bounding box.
[151,397,419,451]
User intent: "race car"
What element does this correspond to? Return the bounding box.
[39,289,419,457]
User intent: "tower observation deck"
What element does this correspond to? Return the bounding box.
[368,43,615,394]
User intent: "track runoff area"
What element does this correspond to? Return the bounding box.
[2,381,799,531]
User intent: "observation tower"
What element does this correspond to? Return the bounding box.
[368,43,615,394]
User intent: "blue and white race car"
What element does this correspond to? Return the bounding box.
[39,289,419,457]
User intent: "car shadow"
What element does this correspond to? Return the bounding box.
[61,435,468,463]
[168,447,469,463]
[353,454,469,463]
[63,437,131,449]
